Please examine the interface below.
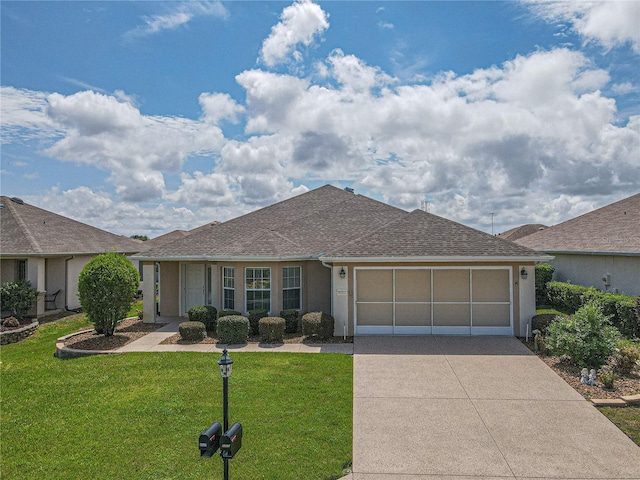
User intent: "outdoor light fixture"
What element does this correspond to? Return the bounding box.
[339,267,346,279]
[218,349,233,379]
[520,268,528,279]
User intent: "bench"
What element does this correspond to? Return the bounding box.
[45,289,61,310]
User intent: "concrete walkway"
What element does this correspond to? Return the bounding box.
[115,321,354,354]
[353,336,640,480]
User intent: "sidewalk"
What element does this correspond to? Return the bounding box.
[115,321,354,354]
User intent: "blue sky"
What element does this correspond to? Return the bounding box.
[1,1,639,237]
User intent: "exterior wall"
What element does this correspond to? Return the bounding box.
[0,259,16,283]
[27,257,46,316]
[67,256,93,310]
[550,254,640,296]
[45,257,66,310]
[305,260,331,313]
[519,265,536,337]
[159,261,180,317]
[142,262,156,323]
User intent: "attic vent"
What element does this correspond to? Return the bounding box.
[344,187,354,194]
[10,197,24,205]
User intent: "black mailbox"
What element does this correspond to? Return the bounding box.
[199,421,222,458]
[220,422,243,459]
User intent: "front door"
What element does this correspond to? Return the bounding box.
[184,264,205,314]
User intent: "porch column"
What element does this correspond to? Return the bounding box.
[332,265,349,337]
[28,258,46,316]
[142,262,156,323]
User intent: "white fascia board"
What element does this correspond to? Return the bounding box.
[541,250,640,257]
[130,254,319,262]
[319,255,554,263]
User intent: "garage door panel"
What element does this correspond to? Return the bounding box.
[395,303,430,326]
[433,304,471,326]
[395,270,430,302]
[357,303,393,326]
[433,270,470,302]
[357,270,392,302]
[473,304,511,327]
[473,270,510,302]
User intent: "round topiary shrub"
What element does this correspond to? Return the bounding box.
[259,317,285,343]
[187,305,217,331]
[217,315,249,345]
[302,311,335,340]
[248,309,269,335]
[218,309,241,319]
[179,321,207,341]
[280,309,300,333]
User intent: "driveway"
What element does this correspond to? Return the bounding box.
[353,336,640,479]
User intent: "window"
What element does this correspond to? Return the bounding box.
[16,260,27,281]
[223,267,235,310]
[245,267,270,311]
[283,266,301,310]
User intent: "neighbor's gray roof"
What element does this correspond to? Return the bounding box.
[0,196,143,256]
[136,185,547,262]
[515,193,640,255]
[498,224,548,242]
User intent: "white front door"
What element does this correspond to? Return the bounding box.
[184,264,205,314]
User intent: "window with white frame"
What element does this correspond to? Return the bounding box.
[245,267,270,311]
[282,266,301,310]
[223,267,235,310]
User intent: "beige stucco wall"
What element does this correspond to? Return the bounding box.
[550,254,640,296]
[66,255,94,310]
[45,257,66,310]
[159,261,180,317]
[0,259,17,284]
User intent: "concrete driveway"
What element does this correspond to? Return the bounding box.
[353,336,640,480]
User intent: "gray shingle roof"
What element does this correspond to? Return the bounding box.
[498,224,548,241]
[137,185,545,261]
[0,196,143,256]
[515,193,640,254]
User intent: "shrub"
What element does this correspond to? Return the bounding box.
[535,263,555,306]
[218,309,241,319]
[2,316,20,328]
[613,298,639,339]
[217,315,249,345]
[259,317,285,343]
[546,281,589,313]
[78,252,140,336]
[179,321,207,341]
[302,312,335,340]
[248,309,269,335]
[616,346,640,374]
[531,313,561,335]
[598,366,616,389]
[187,305,217,330]
[280,309,300,333]
[0,280,38,320]
[546,302,621,368]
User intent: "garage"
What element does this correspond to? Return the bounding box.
[354,267,513,335]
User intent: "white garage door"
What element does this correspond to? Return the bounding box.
[355,267,513,335]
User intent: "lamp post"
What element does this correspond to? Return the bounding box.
[218,349,233,480]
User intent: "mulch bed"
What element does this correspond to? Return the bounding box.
[522,340,639,399]
[160,331,353,346]
[64,318,164,351]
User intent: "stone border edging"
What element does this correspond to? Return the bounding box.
[55,329,117,358]
[591,394,640,407]
[0,320,39,345]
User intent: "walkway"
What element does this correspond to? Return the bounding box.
[352,336,640,479]
[115,321,354,354]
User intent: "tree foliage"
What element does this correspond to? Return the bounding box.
[78,252,139,336]
[0,280,38,319]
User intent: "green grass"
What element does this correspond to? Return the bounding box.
[535,306,568,316]
[1,316,353,479]
[127,300,143,318]
[598,406,640,446]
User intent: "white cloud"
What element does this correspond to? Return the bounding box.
[378,21,394,30]
[526,0,640,53]
[611,82,636,95]
[0,86,62,143]
[260,0,329,67]
[199,92,245,124]
[125,1,228,39]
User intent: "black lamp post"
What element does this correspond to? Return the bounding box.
[218,349,233,480]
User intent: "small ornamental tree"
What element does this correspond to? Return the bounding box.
[78,252,139,336]
[0,280,38,319]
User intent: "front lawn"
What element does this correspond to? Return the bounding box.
[598,406,640,445]
[1,315,353,479]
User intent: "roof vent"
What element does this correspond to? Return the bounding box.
[344,187,354,194]
[10,197,24,205]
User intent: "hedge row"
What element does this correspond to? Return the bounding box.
[546,281,639,338]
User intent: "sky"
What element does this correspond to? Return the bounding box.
[1,0,639,238]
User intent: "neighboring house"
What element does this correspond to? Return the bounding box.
[516,193,640,296]
[0,196,143,316]
[134,185,549,337]
[498,224,547,242]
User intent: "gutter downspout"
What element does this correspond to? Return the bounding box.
[321,259,346,340]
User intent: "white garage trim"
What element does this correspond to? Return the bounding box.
[354,266,513,336]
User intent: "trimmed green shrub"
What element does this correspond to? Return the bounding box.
[535,263,555,306]
[259,317,285,343]
[217,315,249,344]
[531,313,562,335]
[248,308,269,335]
[546,281,589,313]
[616,346,640,374]
[0,280,38,320]
[187,305,217,330]
[598,365,616,389]
[302,311,335,340]
[546,302,621,368]
[280,309,300,333]
[179,321,207,341]
[218,309,241,319]
[78,252,140,336]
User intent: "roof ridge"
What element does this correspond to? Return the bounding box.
[3,198,42,253]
